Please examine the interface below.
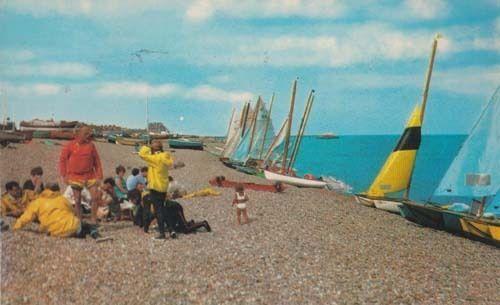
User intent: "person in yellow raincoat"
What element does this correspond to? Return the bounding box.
[138,141,174,239]
[13,184,100,238]
[1,181,24,217]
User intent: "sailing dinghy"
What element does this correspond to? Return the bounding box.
[400,86,500,245]
[263,80,329,188]
[355,35,440,213]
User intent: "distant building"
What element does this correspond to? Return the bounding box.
[148,122,169,135]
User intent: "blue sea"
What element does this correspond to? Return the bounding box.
[292,135,467,201]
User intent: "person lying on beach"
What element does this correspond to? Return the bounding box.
[1,181,24,217]
[232,184,249,225]
[59,126,103,223]
[143,198,211,235]
[13,183,100,239]
[138,141,174,240]
[114,165,128,200]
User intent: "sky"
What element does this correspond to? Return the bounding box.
[0,0,498,136]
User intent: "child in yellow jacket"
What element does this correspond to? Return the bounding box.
[1,181,24,217]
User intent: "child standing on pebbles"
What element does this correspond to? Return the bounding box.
[232,184,249,225]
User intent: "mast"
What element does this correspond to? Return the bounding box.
[404,34,439,199]
[225,107,235,141]
[240,102,250,137]
[281,78,298,174]
[288,90,314,173]
[259,93,275,159]
[247,97,262,155]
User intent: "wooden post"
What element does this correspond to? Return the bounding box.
[281,79,298,174]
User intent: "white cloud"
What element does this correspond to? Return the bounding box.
[2,0,183,18]
[185,84,253,102]
[0,82,63,96]
[316,65,500,96]
[4,0,346,20]
[404,0,448,20]
[2,62,97,78]
[433,65,500,95]
[184,0,346,22]
[0,49,35,62]
[186,0,215,22]
[189,24,453,67]
[97,82,179,98]
[96,81,253,102]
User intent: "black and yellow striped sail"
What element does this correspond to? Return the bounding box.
[366,105,423,197]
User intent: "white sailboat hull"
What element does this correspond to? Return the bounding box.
[373,200,402,213]
[264,170,327,188]
[354,195,402,213]
[354,195,375,207]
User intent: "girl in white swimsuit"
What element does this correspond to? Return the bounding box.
[232,184,249,225]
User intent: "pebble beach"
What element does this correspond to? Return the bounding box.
[1,140,499,305]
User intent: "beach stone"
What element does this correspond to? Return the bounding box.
[1,140,499,305]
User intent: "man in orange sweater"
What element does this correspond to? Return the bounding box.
[59,126,103,223]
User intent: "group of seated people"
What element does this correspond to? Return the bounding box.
[1,165,210,238]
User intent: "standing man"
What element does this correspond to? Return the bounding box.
[138,140,174,239]
[59,126,103,223]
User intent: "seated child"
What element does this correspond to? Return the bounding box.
[22,166,45,204]
[127,182,146,226]
[99,178,122,221]
[114,165,128,200]
[1,181,24,217]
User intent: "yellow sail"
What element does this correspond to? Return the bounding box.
[366,105,423,197]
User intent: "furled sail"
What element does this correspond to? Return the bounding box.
[231,99,275,163]
[262,118,289,166]
[221,108,241,158]
[247,102,276,160]
[433,87,500,198]
[366,104,423,197]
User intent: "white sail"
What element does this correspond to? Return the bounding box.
[433,86,500,198]
[262,118,289,165]
[222,108,240,158]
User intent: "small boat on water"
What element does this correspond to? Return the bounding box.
[168,138,203,150]
[316,132,338,139]
[264,170,327,188]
